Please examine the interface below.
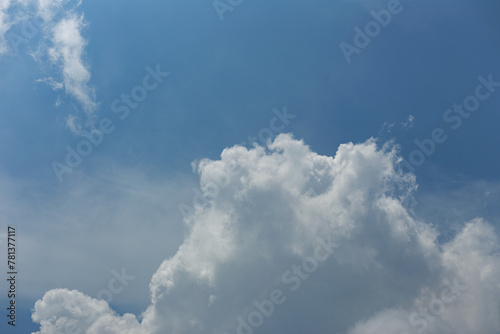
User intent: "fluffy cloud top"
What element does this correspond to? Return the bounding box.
[31,289,142,334]
[32,134,500,333]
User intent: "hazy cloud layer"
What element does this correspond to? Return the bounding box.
[32,135,500,333]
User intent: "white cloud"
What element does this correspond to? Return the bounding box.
[31,289,143,334]
[48,12,97,128]
[0,0,13,54]
[379,121,395,134]
[403,115,415,128]
[36,76,64,90]
[349,218,500,334]
[31,134,500,334]
[37,0,66,22]
[0,0,97,135]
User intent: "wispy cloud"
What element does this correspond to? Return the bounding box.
[37,0,66,22]
[0,0,13,54]
[403,114,415,128]
[47,12,97,131]
[35,76,63,90]
[0,0,98,135]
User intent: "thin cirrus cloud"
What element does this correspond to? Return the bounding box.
[46,11,98,134]
[38,0,98,135]
[31,134,500,334]
[0,0,13,54]
[0,0,97,136]
[37,0,66,22]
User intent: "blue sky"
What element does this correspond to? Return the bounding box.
[0,0,499,333]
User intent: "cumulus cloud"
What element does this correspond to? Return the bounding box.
[31,134,500,333]
[31,289,143,334]
[348,218,500,334]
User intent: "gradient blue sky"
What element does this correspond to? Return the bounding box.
[0,0,499,333]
